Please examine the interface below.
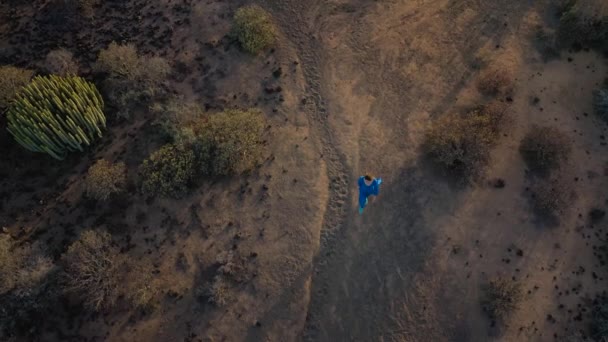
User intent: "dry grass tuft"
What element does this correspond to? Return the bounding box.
[481,278,523,321]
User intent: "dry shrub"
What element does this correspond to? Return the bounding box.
[74,0,96,17]
[481,278,523,321]
[216,251,250,283]
[151,98,204,144]
[557,0,608,49]
[85,159,127,201]
[529,175,573,217]
[232,5,277,54]
[44,48,79,76]
[61,230,122,311]
[62,230,160,311]
[139,144,196,198]
[123,261,160,311]
[594,87,608,121]
[0,238,59,339]
[520,125,571,174]
[95,42,170,119]
[0,237,54,295]
[194,108,266,176]
[423,103,509,181]
[0,237,18,294]
[0,66,34,109]
[206,275,231,307]
[477,65,514,96]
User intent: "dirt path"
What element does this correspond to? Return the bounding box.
[266,0,563,341]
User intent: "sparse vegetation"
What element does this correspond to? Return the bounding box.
[557,0,608,49]
[534,26,560,60]
[529,175,573,218]
[520,125,571,174]
[85,159,127,200]
[6,75,105,160]
[194,108,266,176]
[0,239,59,339]
[216,251,250,283]
[95,42,170,119]
[44,48,79,76]
[477,64,514,96]
[594,87,608,121]
[232,5,277,54]
[423,103,509,180]
[140,144,196,198]
[207,275,231,307]
[0,66,34,109]
[481,278,523,321]
[61,229,121,311]
[591,294,608,341]
[0,237,18,294]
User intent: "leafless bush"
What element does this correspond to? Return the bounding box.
[477,65,514,96]
[61,230,122,311]
[216,251,249,283]
[44,48,79,76]
[123,261,160,311]
[481,278,523,321]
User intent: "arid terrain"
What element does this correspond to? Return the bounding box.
[1,0,608,341]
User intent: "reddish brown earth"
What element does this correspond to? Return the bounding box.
[1,0,608,341]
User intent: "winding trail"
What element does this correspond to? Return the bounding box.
[264,0,353,339]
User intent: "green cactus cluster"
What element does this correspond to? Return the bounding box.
[7,75,105,160]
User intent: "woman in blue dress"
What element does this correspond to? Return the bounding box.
[358,174,382,214]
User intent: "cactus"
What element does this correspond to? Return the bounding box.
[6,75,105,160]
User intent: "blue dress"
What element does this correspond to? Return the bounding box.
[358,176,381,209]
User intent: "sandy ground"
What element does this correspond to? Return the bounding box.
[267,0,608,341]
[1,0,608,341]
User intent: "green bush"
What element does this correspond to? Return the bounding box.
[481,278,522,321]
[520,125,571,174]
[61,230,121,311]
[85,159,126,200]
[557,0,608,48]
[140,144,196,198]
[232,5,277,54]
[423,103,508,180]
[0,66,34,109]
[195,108,266,176]
[151,98,204,144]
[6,75,106,160]
[95,42,170,119]
[594,87,608,121]
[44,48,79,76]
